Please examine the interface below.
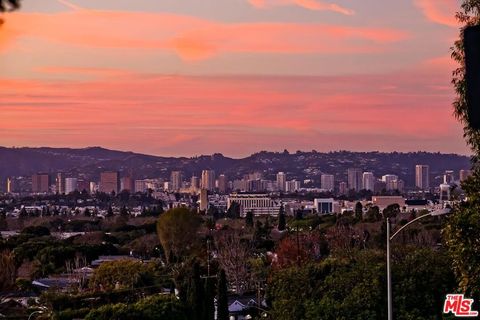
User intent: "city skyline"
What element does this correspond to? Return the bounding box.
[0,0,469,157]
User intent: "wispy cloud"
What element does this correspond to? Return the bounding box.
[413,0,458,27]
[2,9,406,60]
[248,0,355,15]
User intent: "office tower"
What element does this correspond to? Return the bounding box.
[285,180,301,192]
[460,169,473,182]
[362,172,375,191]
[120,176,134,192]
[200,189,209,211]
[191,176,200,190]
[276,172,287,192]
[347,168,363,191]
[321,174,335,191]
[444,170,455,184]
[6,177,14,193]
[415,165,430,190]
[218,174,228,194]
[201,170,215,191]
[339,182,348,195]
[100,171,119,194]
[56,173,65,194]
[65,178,78,194]
[89,182,98,194]
[382,174,398,191]
[32,173,50,193]
[134,180,148,193]
[394,179,405,192]
[170,171,183,191]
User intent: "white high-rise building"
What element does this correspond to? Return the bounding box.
[444,170,455,184]
[362,172,375,191]
[276,172,287,192]
[65,178,78,194]
[321,174,335,191]
[415,165,430,190]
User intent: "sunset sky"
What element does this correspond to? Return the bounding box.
[0,0,470,157]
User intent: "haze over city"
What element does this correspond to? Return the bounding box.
[0,0,470,157]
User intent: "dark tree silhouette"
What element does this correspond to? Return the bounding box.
[278,203,286,231]
[217,269,229,320]
[0,0,20,12]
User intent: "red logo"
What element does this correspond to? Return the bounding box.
[444,294,478,317]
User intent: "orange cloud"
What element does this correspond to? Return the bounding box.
[248,0,355,15]
[1,9,406,60]
[413,0,459,27]
[0,63,466,156]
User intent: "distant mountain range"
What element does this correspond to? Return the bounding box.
[0,147,472,190]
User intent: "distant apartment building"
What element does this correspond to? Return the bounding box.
[89,182,98,194]
[339,181,348,195]
[120,176,134,192]
[191,176,200,190]
[227,193,280,217]
[56,173,65,194]
[347,168,363,191]
[276,172,287,192]
[100,171,119,194]
[170,171,183,191]
[460,169,472,182]
[6,177,15,193]
[201,170,216,191]
[443,170,455,184]
[362,172,375,191]
[320,174,335,191]
[285,180,301,192]
[415,165,430,190]
[200,189,209,211]
[382,174,399,191]
[32,173,50,193]
[65,177,78,194]
[218,174,228,194]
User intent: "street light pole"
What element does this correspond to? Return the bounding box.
[386,217,392,320]
[386,208,450,320]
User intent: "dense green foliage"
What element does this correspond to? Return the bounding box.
[84,295,188,320]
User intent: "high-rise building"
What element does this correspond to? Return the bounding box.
[347,168,363,191]
[218,174,228,194]
[460,169,473,182]
[201,170,215,191]
[65,178,78,194]
[285,180,301,192]
[200,189,209,211]
[100,171,119,194]
[276,172,287,192]
[89,182,98,194]
[32,173,50,193]
[443,170,455,184]
[191,176,200,190]
[415,165,430,190]
[321,174,335,191]
[362,172,375,191]
[120,176,134,192]
[170,171,183,191]
[6,177,15,193]
[382,174,398,191]
[339,182,348,195]
[56,173,65,194]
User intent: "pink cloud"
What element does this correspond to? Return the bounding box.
[0,9,407,60]
[413,0,459,27]
[248,0,355,15]
[0,62,467,156]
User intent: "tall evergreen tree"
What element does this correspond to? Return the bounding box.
[217,270,229,320]
[354,202,363,220]
[188,262,204,320]
[444,0,480,300]
[203,278,215,320]
[245,211,254,228]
